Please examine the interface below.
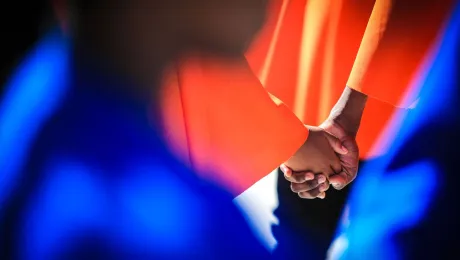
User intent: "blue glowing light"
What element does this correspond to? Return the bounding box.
[111,163,204,253]
[0,30,204,257]
[0,31,70,209]
[22,159,107,259]
[342,161,438,260]
[333,2,460,259]
[22,158,204,258]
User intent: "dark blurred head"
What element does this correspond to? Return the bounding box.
[177,0,269,56]
[67,0,267,83]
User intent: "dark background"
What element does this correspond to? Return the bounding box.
[0,1,51,95]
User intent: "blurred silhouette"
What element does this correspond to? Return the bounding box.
[0,0,272,259]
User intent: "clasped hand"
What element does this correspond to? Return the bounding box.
[281,121,359,199]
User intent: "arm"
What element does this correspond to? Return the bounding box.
[319,86,367,190]
[326,87,368,138]
[163,56,311,196]
[284,0,455,193]
[164,55,351,197]
[322,0,454,189]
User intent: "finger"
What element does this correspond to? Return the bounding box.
[317,192,326,199]
[284,171,315,184]
[280,164,292,177]
[319,181,330,193]
[329,172,350,190]
[324,132,348,155]
[290,175,327,192]
[298,187,322,199]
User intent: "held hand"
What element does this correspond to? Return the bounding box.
[282,125,347,199]
[282,86,366,197]
[319,86,367,190]
[284,125,347,173]
[281,165,330,199]
[320,119,359,190]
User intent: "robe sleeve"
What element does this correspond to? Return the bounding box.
[162,56,309,196]
[347,0,455,107]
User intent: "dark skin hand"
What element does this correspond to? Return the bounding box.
[282,86,367,198]
[283,125,348,199]
[281,164,329,199]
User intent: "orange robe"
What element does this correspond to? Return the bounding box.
[161,57,309,195]
[161,0,454,196]
[246,0,454,158]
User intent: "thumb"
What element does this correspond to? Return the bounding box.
[324,132,348,155]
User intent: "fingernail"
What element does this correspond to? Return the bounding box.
[305,174,313,181]
[332,183,342,189]
[342,146,348,153]
[318,176,326,184]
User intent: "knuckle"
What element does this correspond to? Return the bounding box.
[290,183,298,192]
[294,175,304,183]
[307,179,319,189]
[320,183,330,192]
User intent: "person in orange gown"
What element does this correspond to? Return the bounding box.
[247,1,455,258]
[161,0,455,197]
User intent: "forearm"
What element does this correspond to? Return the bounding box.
[328,86,368,137]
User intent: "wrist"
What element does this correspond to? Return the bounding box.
[328,86,367,137]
